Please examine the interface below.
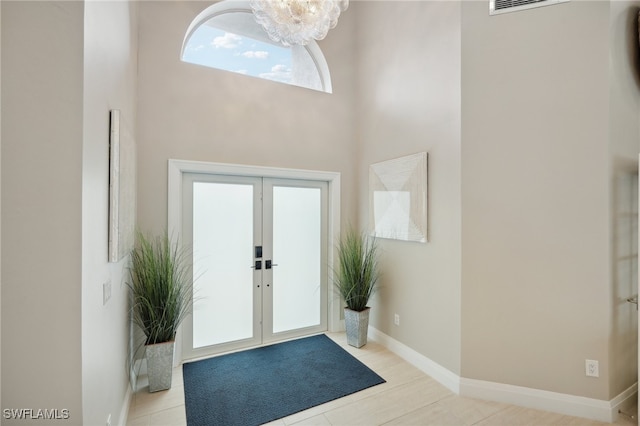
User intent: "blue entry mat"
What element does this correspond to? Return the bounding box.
[182,334,385,426]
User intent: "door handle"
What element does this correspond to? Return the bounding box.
[251,260,262,270]
[265,260,278,269]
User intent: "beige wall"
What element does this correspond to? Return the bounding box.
[353,1,462,374]
[608,0,640,399]
[1,1,85,421]
[1,0,3,411]
[1,1,137,423]
[461,0,639,401]
[136,1,358,235]
[1,0,638,420]
[138,0,638,403]
[82,2,138,425]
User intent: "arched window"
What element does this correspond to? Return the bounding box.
[181,1,333,93]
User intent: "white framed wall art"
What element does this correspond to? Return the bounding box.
[369,152,428,243]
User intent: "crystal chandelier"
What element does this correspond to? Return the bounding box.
[250,0,349,47]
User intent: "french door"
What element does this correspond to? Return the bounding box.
[181,173,328,360]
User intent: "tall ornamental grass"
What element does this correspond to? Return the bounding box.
[129,232,192,345]
[335,227,380,312]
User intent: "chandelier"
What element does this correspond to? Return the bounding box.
[250,0,349,47]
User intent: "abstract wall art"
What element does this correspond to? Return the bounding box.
[369,152,428,243]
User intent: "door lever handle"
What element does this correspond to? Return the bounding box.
[265,260,278,269]
[251,260,262,270]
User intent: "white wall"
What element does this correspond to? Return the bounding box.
[1,1,85,421]
[460,0,639,401]
[136,1,358,240]
[82,2,138,425]
[353,1,462,374]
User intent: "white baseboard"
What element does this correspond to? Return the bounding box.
[118,385,133,426]
[367,326,460,393]
[460,377,636,423]
[612,384,638,423]
[130,358,145,392]
[367,326,637,424]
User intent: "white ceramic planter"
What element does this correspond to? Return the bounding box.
[344,307,370,348]
[146,341,175,392]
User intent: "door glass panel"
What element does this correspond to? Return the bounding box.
[192,182,254,348]
[272,186,321,333]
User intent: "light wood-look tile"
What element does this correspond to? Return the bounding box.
[147,405,187,426]
[474,405,605,426]
[125,414,150,426]
[128,367,186,423]
[322,377,451,425]
[290,414,333,425]
[435,395,509,425]
[126,333,637,426]
[383,401,468,425]
[384,395,508,426]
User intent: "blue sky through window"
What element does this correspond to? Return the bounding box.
[182,26,293,84]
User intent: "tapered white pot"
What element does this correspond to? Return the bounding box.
[146,341,175,392]
[344,307,370,348]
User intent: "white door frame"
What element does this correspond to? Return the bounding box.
[168,159,342,364]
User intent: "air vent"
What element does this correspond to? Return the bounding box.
[490,0,569,15]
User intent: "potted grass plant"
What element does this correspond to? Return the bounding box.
[128,231,192,392]
[335,227,380,348]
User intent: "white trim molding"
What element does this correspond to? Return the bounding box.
[460,378,636,423]
[180,1,333,93]
[119,385,133,426]
[167,159,342,362]
[368,327,637,424]
[368,326,460,393]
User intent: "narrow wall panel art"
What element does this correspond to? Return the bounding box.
[109,109,136,262]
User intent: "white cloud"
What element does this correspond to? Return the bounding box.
[211,32,242,49]
[239,51,269,59]
[236,70,249,75]
[259,64,292,83]
[187,44,205,52]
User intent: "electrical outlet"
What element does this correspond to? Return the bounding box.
[585,359,599,377]
[394,314,400,326]
[103,280,112,305]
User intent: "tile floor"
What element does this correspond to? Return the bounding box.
[127,333,637,426]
